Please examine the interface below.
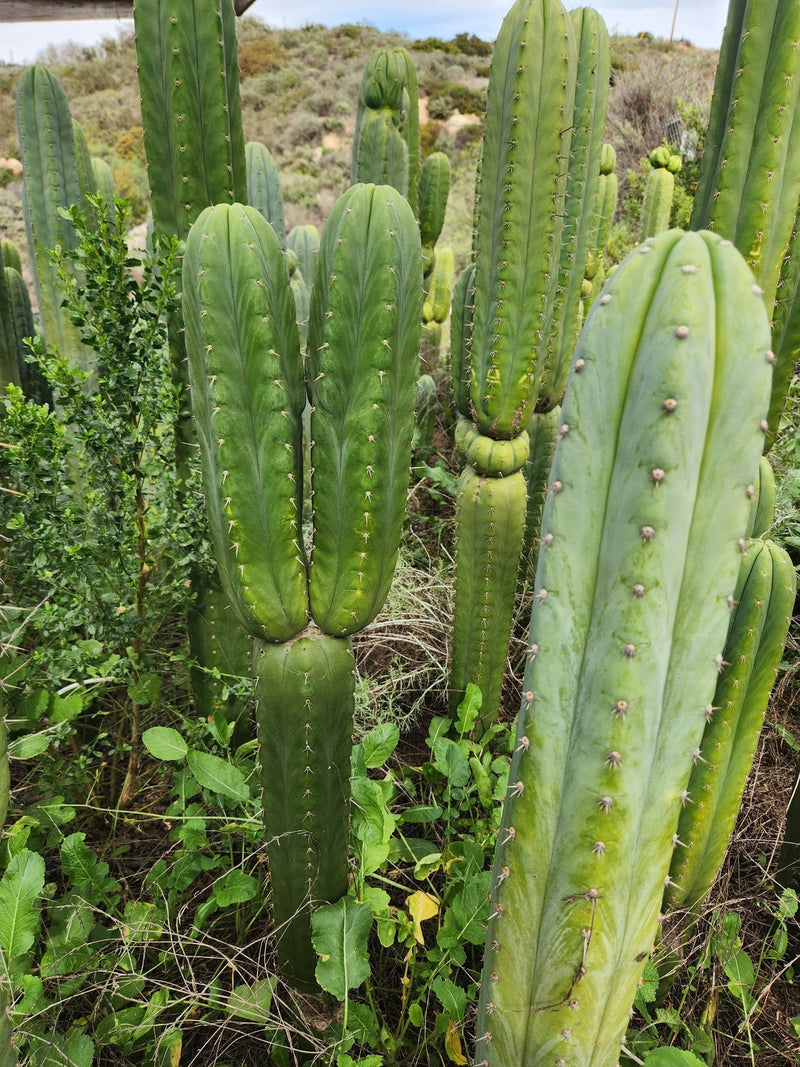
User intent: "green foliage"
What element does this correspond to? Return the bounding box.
[0,197,191,690]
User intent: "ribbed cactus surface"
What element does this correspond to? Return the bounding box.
[182,203,308,643]
[246,140,286,247]
[475,229,772,1067]
[133,0,247,240]
[306,184,422,635]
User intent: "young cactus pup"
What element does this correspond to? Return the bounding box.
[183,186,421,990]
[475,229,772,1066]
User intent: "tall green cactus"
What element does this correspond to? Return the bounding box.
[666,538,795,911]
[450,0,613,728]
[690,0,800,443]
[475,229,773,1067]
[351,48,420,215]
[246,141,286,247]
[15,66,94,373]
[639,146,682,241]
[183,185,421,990]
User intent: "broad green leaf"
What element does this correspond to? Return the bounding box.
[225,978,276,1022]
[186,750,249,803]
[312,896,372,1000]
[142,726,189,761]
[0,849,45,964]
[643,1051,706,1067]
[212,869,260,907]
[361,722,400,768]
[30,1031,94,1067]
[61,832,120,902]
[127,672,162,706]
[8,734,50,759]
[431,737,470,787]
[453,682,482,736]
[724,946,755,997]
[431,976,467,1021]
[399,804,442,824]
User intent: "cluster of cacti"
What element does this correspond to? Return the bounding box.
[475,227,774,1067]
[352,46,453,357]
[449,0,610,730]
[182,186,422,989]
[133,0,254,730]
[639,145,682,240]
[690,0,800,445]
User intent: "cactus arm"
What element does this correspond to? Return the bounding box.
[768,204,800,448]
[133,0,247,240]
[254,633,355,993]
[15,66,92,368]
[449,463,528,726]
[306,184,422,635]
[182,203,308,642]
[539,6,610,412]
[667,539,795,910]
[640,156,676,241]
[418,151,450,273]
[749,454,777,538]
[476,230,772,1067]
[287,224,320,291]
[246,141,286,248]
[449,264,476,420]
[518,405,561,595]
[690,0,800,313]
[469,0,577,438]
[0,256,21,390]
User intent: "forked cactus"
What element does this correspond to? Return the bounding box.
[640,146,682,241]
[182,185,421,989]
[475,228,773,1066]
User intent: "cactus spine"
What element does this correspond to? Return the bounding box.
[475,229,773,1066]
[690,0,800,442]
[183,186,421,989]
[666,538,795,911]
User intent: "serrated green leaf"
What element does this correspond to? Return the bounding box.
[0,849,45,965]
[30,1031,94,1067]
[61,832,119,901]
[431,737,470,787]
[431,976,467,1022]
[142,726,189,761]
[186,750,249,803]
[312,896,372,1000]
[8,734,50,759]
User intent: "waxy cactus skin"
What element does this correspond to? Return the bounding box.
[666,539,795,911]
[183,186,421,990]
[246,141,286,248]
[182,204,308,644]
[133,0,247,241]
[475,229,772,1067]
[307,185,422,636]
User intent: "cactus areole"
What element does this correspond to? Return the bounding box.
[475,230,772,1066]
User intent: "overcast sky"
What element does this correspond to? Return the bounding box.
[0,0,729,65]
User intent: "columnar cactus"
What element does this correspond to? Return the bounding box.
[584,141,618,300]
[15,66,94,373]
[451,0,612,728]
[246,141,286,248]
[475,229,773,1066]
[640,146,682,241]
[666,538,795,911]
[182,185,422,989]
[690,0,800,442]
[351,47,420,215]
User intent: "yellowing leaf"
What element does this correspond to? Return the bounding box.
[445,1019,467,1065]
[405,890,439,945]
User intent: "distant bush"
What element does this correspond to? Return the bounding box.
[413,32,492,57]
[424,80,485,117]
[238,36,290,78]
[113,125,144,162]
